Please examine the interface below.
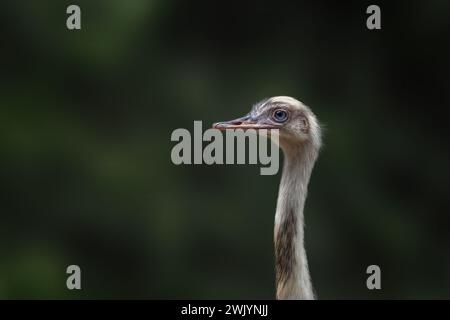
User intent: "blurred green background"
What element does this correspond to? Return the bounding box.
[1,0,449,299]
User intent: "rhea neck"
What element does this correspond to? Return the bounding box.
[274,139,318,300]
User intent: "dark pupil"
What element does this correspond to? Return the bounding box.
[275,110,286,121]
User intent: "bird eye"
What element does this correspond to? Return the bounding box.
[272,109,289,123]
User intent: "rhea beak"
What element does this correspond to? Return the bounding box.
[213,115,278,130]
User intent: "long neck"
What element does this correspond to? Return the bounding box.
[274,142,318,300]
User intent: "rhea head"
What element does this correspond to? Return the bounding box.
[213,96,321,153]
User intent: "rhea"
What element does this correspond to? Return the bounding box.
[213,96,321,300]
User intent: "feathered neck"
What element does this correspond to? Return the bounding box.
[274,141,318,300]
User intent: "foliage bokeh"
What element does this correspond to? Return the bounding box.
[1,0,449,298]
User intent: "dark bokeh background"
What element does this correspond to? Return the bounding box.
[1,0,449,299]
